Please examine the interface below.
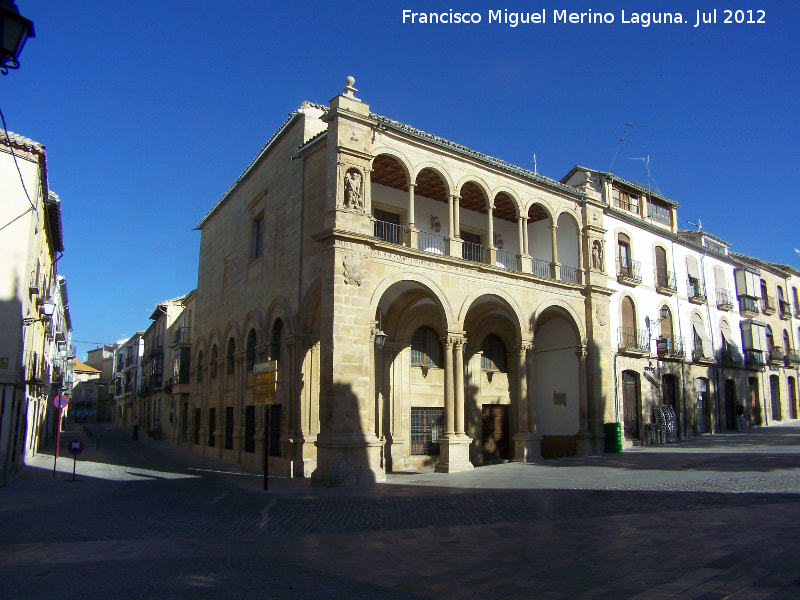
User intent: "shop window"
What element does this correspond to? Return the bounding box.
[225,406,234,450]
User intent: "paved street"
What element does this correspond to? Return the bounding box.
[2,423,800,599]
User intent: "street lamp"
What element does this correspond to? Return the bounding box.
[0,0,35,75]
[23,298,55,325]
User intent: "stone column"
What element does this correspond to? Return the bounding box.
[525,343,542,460]
[436,335,473,473]
[519,216,532,272]
[454,338,466,435]
[447,194,455,238]
[576,345,593,455]
[487,206,497,267]
[443,336,455,436]
[550,224,560,280]
[407,183,418,248]
[513,342,530,461]
[453,195,461,238]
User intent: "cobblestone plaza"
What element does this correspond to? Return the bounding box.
[2,422,799,599]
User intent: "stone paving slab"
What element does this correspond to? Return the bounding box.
[2,422,800,599]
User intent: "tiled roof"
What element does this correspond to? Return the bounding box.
[564,165,678,207]
[372,114,583,198]
[0,130,44,152]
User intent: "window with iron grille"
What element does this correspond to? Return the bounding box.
[410,407,443,455]
[225,406,234,450]
[245,405,255,453]
[411,327,442,367]
[208,407,216,447]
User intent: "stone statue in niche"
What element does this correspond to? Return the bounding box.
[591,240,604,271]
[344,169,364,211]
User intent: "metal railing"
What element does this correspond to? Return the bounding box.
[531,257,552,279]
[172,327,192,346]
[495,249,516,270]
[374,219,407,246]
[618,327,650,352]
[461,241,486,263]
[761,295,776,314]
[617,259,642,283]
[779,300,792,319]
[559,265,580,284]
[688,278,706,302]
[739,295,759,314]
[417,231,446,255]
[716,289,735,309]
[744,349,766,367]
[655,269,676,291]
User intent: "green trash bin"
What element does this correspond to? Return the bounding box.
[605,422,622,453]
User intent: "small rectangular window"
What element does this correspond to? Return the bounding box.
[251,215,264,260]
[225,406,234,450]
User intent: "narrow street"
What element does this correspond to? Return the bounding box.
[2,422,800,599]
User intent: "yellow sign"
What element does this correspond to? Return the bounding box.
[255,371,277,384]
[601,359,608,366]
[254,394,276,406]
[254,383,277,395]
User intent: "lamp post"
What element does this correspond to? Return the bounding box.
[0,0,35,75]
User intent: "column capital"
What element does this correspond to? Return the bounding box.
[576,345,588,360]
[407,182,416,189]
[516,342,534,355]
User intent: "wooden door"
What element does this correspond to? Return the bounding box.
[482,404,509,461]
[748,377,761,425]
[789,378,798,420]
[622,371,640,440]
[724,380,736,431]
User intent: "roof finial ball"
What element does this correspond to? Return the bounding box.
[343,76,358,97]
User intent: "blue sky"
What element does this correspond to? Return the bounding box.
[3,1,798,360]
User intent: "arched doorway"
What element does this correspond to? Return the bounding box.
[696,378,711,434]
[789,377,798,420]
[661,373,679,435]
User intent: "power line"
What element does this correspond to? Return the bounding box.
[0,105,37,214]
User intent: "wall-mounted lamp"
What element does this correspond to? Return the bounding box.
[374,329,387,349]
[431,216,441,233]
[0,0,35,75]
[23,299,55,325]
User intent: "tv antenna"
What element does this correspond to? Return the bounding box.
[610,123,650,171]
[522,153,538,175]
[688,219,703,231]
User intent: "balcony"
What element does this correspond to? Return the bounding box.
[171,327,192,347]
[744,349,766,369]
[618,327,650,354]
[739,295,759,317]
[495,249,516,271]
[532,257,552,279]
[786,352,800,366]
[687,278,706,304]
[721,346,743,366]
[657,336,686,360]
[617,259,642,285]
[692,342,714,364]
[768,345,785,367]
[559,265,581,284]
[374,219,407,246]
[654,269,677,295]
[716,289,735,311]
[761,295,776,315]
[462,240,486,263]
[417,231,446,255]
[149,344,163,358]
[779,300,792,321]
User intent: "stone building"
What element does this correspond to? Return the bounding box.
[192,79,614,485]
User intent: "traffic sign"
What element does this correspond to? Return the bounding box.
[254,394,277,406]
[255,371,277,384]
[54,394,69,409]
[254,360,278,374]
[67,439,84,455]
[254,383,277,396]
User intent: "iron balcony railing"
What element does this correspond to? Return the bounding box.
[721,346,743,364]
[692,340,711,362]
[657,336,686,359]
[559,265,580,284]
[655,269,677,291]
[618,327,650,352]
[461,241,486,263]
[779,300,792,320]
[768,346,785,365]
[495,249,516,271]
[172,327,192,346]
[532,257,552,279]
[617,259,642,283]
[786,352,800,366]
[716,289,735,309]
[688,278,706,302]
[744,349,766,367]
[374,219,407,246]
[761,295,776,314]
[417,231,446,255]
[739,295,759,314]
